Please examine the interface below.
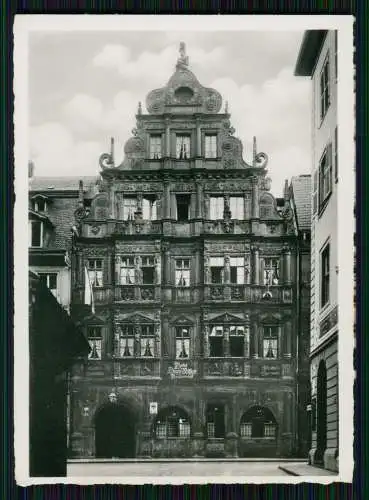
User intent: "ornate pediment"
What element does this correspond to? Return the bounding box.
[209,312,244,324]
[83,314,105,326]
[170,314,194,325]
[120,313,155,324]
[258,313,283,324]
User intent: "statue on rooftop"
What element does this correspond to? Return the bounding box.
[176,42,189,69]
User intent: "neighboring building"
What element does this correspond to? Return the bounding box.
[295,30,339,471]
[63,43,308,460]
[288,175,312,457]
[28,166,99,312]
[29,271,89,476]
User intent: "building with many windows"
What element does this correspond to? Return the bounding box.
[51,43,310,459]
[295,30,339,472]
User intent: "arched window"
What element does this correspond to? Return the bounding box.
[153,406,191,439]
[259,193,274,219]
[240,406,277,439]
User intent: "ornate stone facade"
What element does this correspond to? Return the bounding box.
[69,44,308,460]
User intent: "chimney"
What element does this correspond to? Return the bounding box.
[78,180,84,207]
[28,161,34,179]
[283,179,289,200]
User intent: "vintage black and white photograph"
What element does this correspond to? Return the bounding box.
[14,15,355,485]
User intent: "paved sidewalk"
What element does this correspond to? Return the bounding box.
[278,463,337,476]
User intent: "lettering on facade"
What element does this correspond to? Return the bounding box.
[173,183,195,192]
[116,183,162,192]
[167,361,197,379]
[204,181,251,192]
[319,305,338,338]
[204,243,245,253]
[260,365,281,378]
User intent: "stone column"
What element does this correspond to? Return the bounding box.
[224,326,230,357]
[161,309,170,358]
[251,176,259,219]
[224,255,230,284]
[163,244,171,285]
[165,118,170,157]
[109,182,116,219]
[252,321,259,358]
[244,316,250,358]
[284,248,292,284]
[203,324,210,357]
[284,320,292,358]
[196,179,203,218]
[204,194,210,220]
[252,246,260,285]
[196,118,201,156]
[164,181,171,219]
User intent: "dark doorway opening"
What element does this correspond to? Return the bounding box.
[316,360,327,464]
[95,403,136,458]
[206,404,225,438]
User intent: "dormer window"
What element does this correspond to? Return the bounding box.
[33,198,47,212]
[176,135,191,159]
[29,220,43,248]
[149,135,162,159]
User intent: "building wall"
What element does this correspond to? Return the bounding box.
[308,30,338,472]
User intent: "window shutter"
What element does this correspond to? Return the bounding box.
[328,142,333,194]
[312,171,318,215]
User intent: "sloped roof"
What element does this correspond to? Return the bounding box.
[290,175,312,230]
[29,176,99,192]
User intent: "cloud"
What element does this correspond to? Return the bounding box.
[30,122,102,176]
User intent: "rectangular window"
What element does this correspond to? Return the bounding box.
[209,325,224,357]
[87,326,102,360]
[229,325,245,357]
[264,423,277,437]
[142,256,155,284]
[142,196,157,220]
[229,197,244,219]
[175,259,190,287]
[263,258,280,285]
[141,332,155,357]
[230,257,244,284]
[119,324,134,357]
[263,326,279,358]
[88,259,103,287]
[122,197,137,220]
[210,197,224,220]
[206,404,225,438]
[319,145,333,209]
[150,135,162,159]
[240,423,252,438]
[176,135,191,159]
[120,256,135,285]
[29,221,43,248]
[176,195,190,221]
[176,326,190,359]
[210,257,224,284]
[205,134,217,158]
[321,243,330,308]
[38,272,58,297]
[334,126,338,182]
[34,199,47,212]
[320,54,330,121]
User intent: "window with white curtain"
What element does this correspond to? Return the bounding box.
[176,326,190,358]
[122,198,137,220]
[150,135,162,159]
[230,257,244,284]
[229,196,244,219]
[175,259,190,287]
[210,197,224,220]
[142,197,157,220]
[176,135,191,159]
[120,256,135,285]
[205,134,217,158]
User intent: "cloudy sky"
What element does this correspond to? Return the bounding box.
[29,30,311,196]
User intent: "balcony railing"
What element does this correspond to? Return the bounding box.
[204,284,293,303]
[72,286,113,305]
[115,285,160,302]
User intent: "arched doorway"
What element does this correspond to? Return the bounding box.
[95,402,136,458]
[239,406,278,457]
[316,360,327,464]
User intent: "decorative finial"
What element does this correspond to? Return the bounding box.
[176,41,189,69]
[137,101,142,115]
[253,136,257,167]
[225,101,229,114]
[110,137,115,166]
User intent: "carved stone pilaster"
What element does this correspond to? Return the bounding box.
[252,321,259,358]
[251,246,260,285]
[224,255,230,284]
[251,176,259,219]
[284,320,292,358]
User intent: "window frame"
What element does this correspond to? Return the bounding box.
[142,196,158,221]
[141,256,156,285]
[29,220,43,248]
[87,326,103,360]
[87,259,103,287]
[318,144,333,212]
[149,134,162,160]
[175,134,191,160]
[319,52,331,122]
[209,196,224,220]
[120,256,136,285]
[262,325,279,359]
[229,196,244,220]
[175,258,191,287]
[204,134,217,159]
[230,257,245,285]
[122,197,137,220]
[37,271,58,297]
[210,257,225,284]
[320,241,330,309]
[263,257,280,286]
[175,326,191,359]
